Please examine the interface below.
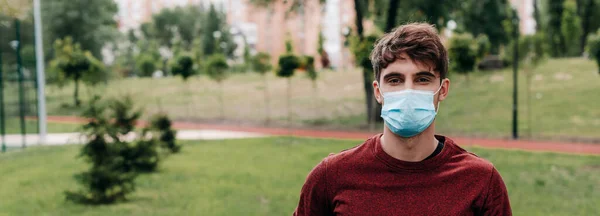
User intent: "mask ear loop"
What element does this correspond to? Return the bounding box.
[434,79,445,112]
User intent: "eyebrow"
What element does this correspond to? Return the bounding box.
[415,71,436,78]
[382,72,404,80]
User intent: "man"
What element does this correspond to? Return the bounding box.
[293,23,511,215]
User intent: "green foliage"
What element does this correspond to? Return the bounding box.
[317,31,325,54]
[136,54,157,77]
[475,34,491,60]
[206,54,229,82]
[448,33,477,74]
[461,0,510,53]
[65,95,180,204]
[503,33,549,67]
[302,55,317,81]
[149,114,180,153]
[547,0,566,57]
[49,37,106,106]
[276,54,300,78]
[251,52,272,75]
[587,29,600,74]
[42,0,118,58]
[171,54,195,81]
[65,96,140,204]
[349,34,379,72]
[285,38,294,53]
[202,4,237,57]
[561,0,582,56]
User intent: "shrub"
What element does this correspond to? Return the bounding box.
[587,30,600,74]
[206,54,229,82]
[251,52,272,74]
[276,54,300,78]
[171,54,195,81]
[448,33,477,75]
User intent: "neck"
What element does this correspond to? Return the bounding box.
[380,123,438,162]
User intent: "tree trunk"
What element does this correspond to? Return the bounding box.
[219,81,224,120]
[353,0,364,39]
[526,67,532,138]
[312,80,318,117]
[287,77,292,129]
[74,77,81,107]
[579,0,595,55]
[263,74,270,124]
[363,70,374,124]
[385,0,400,32]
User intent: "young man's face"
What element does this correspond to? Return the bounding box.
[373,53,450,109]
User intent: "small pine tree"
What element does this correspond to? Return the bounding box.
[65,96,140,204]
[206,54,229,119]
[251,52,273,123]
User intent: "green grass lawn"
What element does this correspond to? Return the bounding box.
[42,58,600,140]
[0,137,598,215]
[3,118,81,134]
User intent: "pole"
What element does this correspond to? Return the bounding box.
[512,9,519,140]
[15,19,27,148]
[34,0,47,144]
[0,48,6,153]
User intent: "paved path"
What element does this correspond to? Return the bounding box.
[29,116,600,155]
[0,130,268,147]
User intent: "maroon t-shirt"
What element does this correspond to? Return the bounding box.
[293,134,511,216]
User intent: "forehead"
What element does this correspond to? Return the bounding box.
[381,53,436,77]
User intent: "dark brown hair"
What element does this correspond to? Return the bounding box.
[370,23,448,82]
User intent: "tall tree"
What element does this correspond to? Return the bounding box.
[385,0,400,32]
[576,0,600,55]
[547,0,567,57]
[561,0,582,56]
[462,0,510,54]
[42,0,118,59]
[534,0,542,31]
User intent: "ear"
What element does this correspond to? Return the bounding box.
[437,78,450,101]
[373,80,383,104]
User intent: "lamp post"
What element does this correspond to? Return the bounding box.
[511,7,520,140]
[0,44,5,153]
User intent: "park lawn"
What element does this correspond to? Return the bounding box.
[0,137,599,216]
[3,118,81,134]
[42,58,600,140]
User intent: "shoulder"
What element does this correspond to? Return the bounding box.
[444,137,496,176]
[323,135,378,168]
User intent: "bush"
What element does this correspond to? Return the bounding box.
[206,54,229,82]
[448,33,477,75]
[171,54,195,81]
[136,54,157,77]
[587,30,600,74]
[276,54,300,78]
[476,34,491,60]
[302,55,317,80]
[251,52,272,75]
[149,114,180,153]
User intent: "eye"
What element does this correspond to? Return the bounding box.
[416,77,432,83]
[388,78,402,84]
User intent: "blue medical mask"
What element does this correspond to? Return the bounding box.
[380,84,443,137]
